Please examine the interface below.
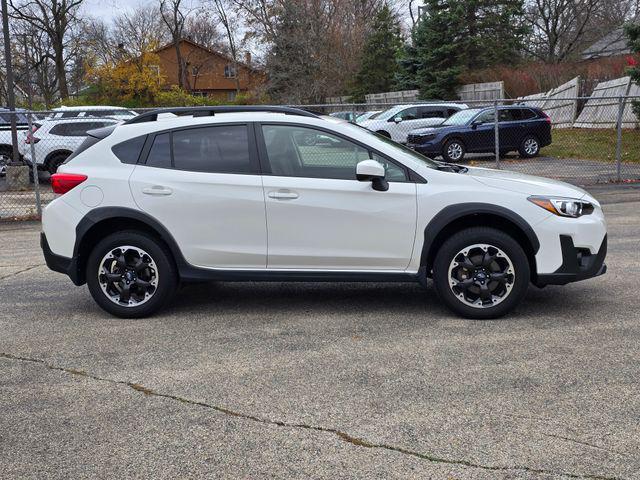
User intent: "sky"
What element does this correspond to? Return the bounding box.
[80,0,149,23]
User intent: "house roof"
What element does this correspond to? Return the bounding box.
[582,21,637,60]
[154,38,261,73]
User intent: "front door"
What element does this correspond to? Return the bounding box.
[258,124,417,271]
[129,124,267,269]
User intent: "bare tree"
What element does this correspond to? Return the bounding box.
[210,0,243,93]
[113,5,168,63]
[9,0,84,99]
[159,0,189,89]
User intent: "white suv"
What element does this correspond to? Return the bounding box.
[40,106,607,319]
[359,103,467,143]
[21,117,120,174]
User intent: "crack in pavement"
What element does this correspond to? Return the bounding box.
[0,352,626,480]
[543,434,629,457]
[0,264,42,281]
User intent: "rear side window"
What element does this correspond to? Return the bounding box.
[516,109,538,120]
[146,133,172,169]
[172,125,252,174]
[50,122,114,136]
[112,135,146,164]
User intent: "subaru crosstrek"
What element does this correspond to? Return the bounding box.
[40,106,606,319]
[407,106,552,162]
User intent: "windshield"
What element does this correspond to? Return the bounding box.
[366,111,383,120]
[348,125,438,169]
[442,108,482,126]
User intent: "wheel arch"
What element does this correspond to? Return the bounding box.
[72,207,184,285]
[375,129,391,138]
[45,149,73,168]
[420,203,540,280]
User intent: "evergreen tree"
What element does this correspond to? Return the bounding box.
[625,23,640,117]
[399,0,528,100]
[350,5,403,102]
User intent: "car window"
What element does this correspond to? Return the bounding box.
[172,125,253,174]
[516,109,538,120]
[395,107,419,121]
[371,152,408,182]
[498,110,517,122]
[146,133,172,168]
[112,135,146,164]
[475,110,495,124]
[262,125,370,180]
[50,122,97,136]
[417,107,446,119]
[446,108,459,117]
[442,109,482,126]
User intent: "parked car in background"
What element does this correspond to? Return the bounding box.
[329,111,361,122]
[50,106,137,121]
[0,108,30,163]
[356,110,382,123]
[359,103,468,144]
[21,117,121,174]
[406,106,552,163]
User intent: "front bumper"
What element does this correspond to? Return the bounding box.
[535,234,607,286]
[41,232,83,285]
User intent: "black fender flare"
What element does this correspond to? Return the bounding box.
[419,203,540,268]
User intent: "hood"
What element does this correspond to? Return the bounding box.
[466,166,592,200]
[409,124,452,134]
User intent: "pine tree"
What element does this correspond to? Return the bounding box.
[625,23,640,118]
[349,5,403,102]
[399,0,528,100]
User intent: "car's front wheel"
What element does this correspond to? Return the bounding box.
[86,231,177,318]
[442,139,465,162]
[432,227,530,319]
[519,135,540,158]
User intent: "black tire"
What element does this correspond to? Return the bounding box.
[47,152,70,175]
[86,231,177,318]
[376,130,391,138]
[518,135,540,158]
[442,138,465,162]
[432,227,530,319]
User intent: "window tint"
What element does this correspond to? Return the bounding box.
[395,107,418,121]
[498,109,517,122]
[112,135,146,164]
[146,133,172,168]
[417,107,446,119]
[262,125,369,180]
[86,110,116,117]
[446,108,459,117]
[172,125,252,174]
[515,108,538,120]
[371,152,408,182]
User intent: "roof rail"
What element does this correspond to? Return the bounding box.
[124,106,320,124]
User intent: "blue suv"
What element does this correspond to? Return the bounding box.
[406,106,552,163]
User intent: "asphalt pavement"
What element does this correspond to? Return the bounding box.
[0,194,639,479]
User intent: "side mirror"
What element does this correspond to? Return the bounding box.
[471,121,480,129]
[393,116,403,124]
[356,160,389,192]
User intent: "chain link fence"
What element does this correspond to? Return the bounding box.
[0,99,638,221]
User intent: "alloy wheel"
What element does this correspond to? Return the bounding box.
[448,243,515,308]
[98,246,159,307]
[447,142,463,161]
[524,138,538,156]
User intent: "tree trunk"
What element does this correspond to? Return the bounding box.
[54,44,69,99]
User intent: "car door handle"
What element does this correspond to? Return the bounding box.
[142,186,173,196]
[268,189,299,200]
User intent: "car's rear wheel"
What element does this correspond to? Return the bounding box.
[86,231,177,318]
[47,152,70,175]
[442,139,465,162]
[432,227,530,319]
[519,135,540,158]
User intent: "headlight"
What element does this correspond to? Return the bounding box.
[528,196,594,218]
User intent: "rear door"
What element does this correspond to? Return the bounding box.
[129,123,267,269]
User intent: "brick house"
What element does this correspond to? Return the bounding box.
[153,39,265,101]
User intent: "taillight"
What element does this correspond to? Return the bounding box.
[25,125,40,144]
[543,112,551,124]
[50,173,87,194]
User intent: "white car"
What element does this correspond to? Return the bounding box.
[0,108,30,163]
[50,106,137,120]
[360,103,468,143]
[21,117,120,174]
[41,106,607,319]
[356,110,382,123]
